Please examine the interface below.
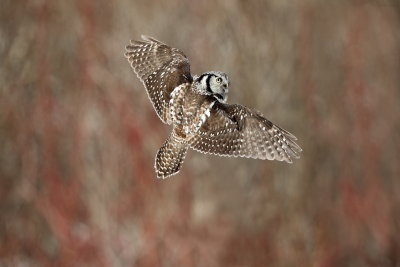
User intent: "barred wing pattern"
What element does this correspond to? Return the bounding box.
[189,102,302,163]
[125,35,192,124]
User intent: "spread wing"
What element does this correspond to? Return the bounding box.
[189,102,302,163]
[125,35,192,124]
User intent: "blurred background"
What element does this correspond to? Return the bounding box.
[1,0,400,266]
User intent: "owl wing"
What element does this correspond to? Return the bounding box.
[188,102,302,163]
[125,35,192,124]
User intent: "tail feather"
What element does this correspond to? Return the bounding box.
[155,131,188,179]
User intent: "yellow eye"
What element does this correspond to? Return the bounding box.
[216,77,223,83]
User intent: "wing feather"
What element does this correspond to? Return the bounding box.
[189,102,302,163]
[125,36,192,124]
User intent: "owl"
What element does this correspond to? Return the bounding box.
[125,35,302,178]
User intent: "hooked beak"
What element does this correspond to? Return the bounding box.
[223,83,229,93]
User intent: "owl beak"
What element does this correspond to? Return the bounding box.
[224,84,229,92]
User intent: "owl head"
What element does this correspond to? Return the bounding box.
[194,71,229,102]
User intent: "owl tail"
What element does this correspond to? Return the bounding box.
[155,131,188,179]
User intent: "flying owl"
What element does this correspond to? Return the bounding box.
[125,35,302,178]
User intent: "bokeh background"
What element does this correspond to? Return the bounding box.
[1,0,400,266]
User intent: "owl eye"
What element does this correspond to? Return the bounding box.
[216,77,223,84]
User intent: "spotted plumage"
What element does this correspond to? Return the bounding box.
[125,35,302,178]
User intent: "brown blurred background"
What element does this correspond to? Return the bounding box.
[1,0,400,266]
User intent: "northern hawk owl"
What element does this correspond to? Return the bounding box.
[125,35,302,178]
